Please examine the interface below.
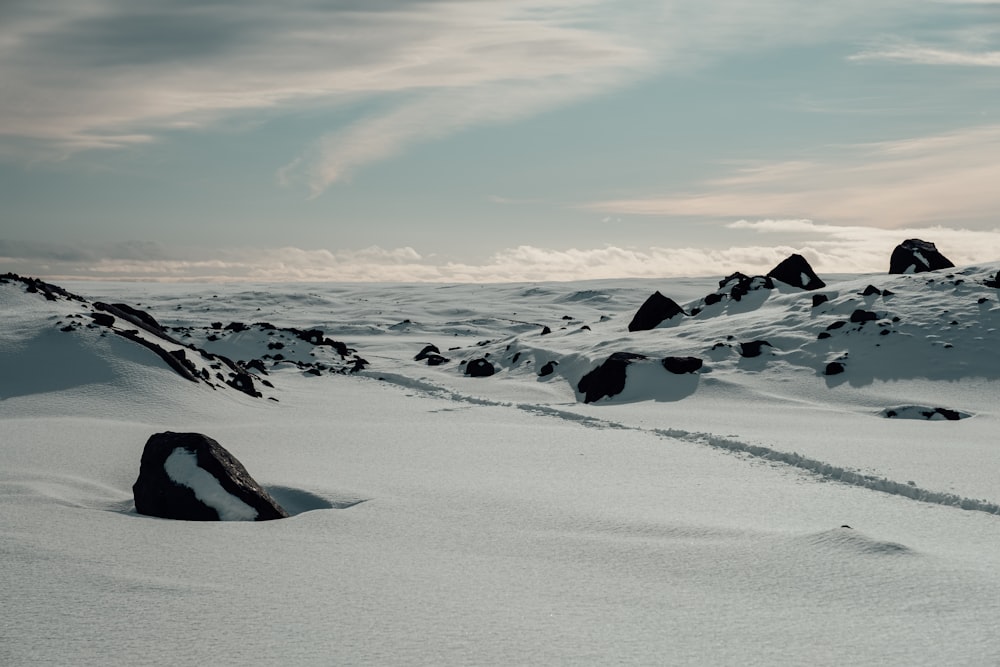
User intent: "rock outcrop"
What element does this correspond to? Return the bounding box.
[627,292,684,332]
[661,356,703,374]
[767,254,826,290]
[133,432,288,521]
[888,239,954,274]
[464,358,495,377]
[577,352,646,403]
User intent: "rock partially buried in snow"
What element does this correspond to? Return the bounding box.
[881,406,971,421]
[577,352,646,403]
[888,239,954,274]
[464,358,495,377]
[133,432,289,521]
[661,356,703,374]
[767,253,826,290]
[627,291,684,332]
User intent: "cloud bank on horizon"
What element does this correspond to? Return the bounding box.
[2,0,999,281]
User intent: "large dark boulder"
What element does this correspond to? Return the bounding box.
[577,352,646,403]
[628,291,685,332]
[538,360,559,377]
[464,358,495,377]
[767,254,825,290]
[133,432,288,521]
[661,356,703,374]
[888,239,954,274]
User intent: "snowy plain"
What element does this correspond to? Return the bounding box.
[2,265,1000,666]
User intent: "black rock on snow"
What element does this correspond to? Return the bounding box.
[738,340,773,358]
[538,360,559,377]
[767,254,826,290]
[132,432,288,521]
[627,291,685,332]
[717,272,774,302]
[661,356,703,374]
[577,352,646,403]
[464,358,495,377]
[888,239,955,274]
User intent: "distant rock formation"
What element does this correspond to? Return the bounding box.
[628,291,684,332]
[133,432,288,521]
[661,356,703,374]
[767,254,826,290]
[812,294,829,308]
[464,358,495,377]
[888,239,954,274]
[577,352,646,403]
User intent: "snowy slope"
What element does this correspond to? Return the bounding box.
[3,264,1000,665]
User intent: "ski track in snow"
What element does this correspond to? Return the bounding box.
[367,371,1000,516]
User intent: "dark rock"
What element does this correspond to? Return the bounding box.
[541,326,552,336]
[661,356,703,374]
[704,293,724,306]
[627,291,685,332]
[91,312,115,327]
[245,359,267,374]
[888,239,955,274]
[767,253,825,290]
[349,357,369,373]
[305,367,322,376]
[738,340,773,358]
[984,271,1000,288]
[464,358,495,377]
[224,321,250,332]
[718,273,774,302]
[424,354,449,366]
[132,432,288,521]
[850,309,878,323]
[817,332,831,340]
[577,352,646,403]
[861,285,881,296]
[881,289,895,297]
[825,362,845,375]
[538,360,559,377]
[414,344,440,361]
[812,294,829,308]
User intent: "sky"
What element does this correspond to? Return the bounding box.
[2,0,1000,282]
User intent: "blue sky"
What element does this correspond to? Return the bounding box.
[2,0,1000,281]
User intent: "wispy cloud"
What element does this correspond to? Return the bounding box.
[1,0,917,182]
[588,124,1000,228]
[850,40,1000,67]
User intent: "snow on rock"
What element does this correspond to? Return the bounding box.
[882,406,971,421]
[133,431,288,521]
[766,253,826,290]
[889,239,955,274]
[627,291,685,332]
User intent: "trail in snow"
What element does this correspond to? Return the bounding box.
[366,372,1000,516]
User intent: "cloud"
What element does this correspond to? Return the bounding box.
[587,124,1000,228]
[1,0,918,179]
[6,222,1000,282]
[850,41,1000,67]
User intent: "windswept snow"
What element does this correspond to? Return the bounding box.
[3,265,1000,665]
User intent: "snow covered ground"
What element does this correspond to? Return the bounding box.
[3,264,1000,665]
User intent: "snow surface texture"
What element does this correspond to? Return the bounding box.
[3,265,1000,665]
